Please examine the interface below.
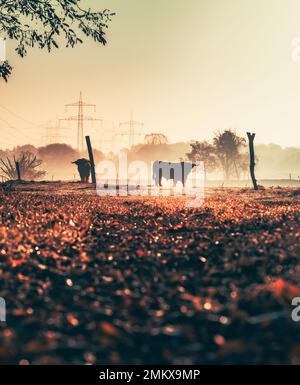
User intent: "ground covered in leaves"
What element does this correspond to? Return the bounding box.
[0,184,299,364]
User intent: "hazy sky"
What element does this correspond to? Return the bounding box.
[1,0,300,150]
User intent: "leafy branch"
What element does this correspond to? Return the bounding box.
[0,0,115,80]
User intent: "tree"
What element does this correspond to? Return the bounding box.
[38,143,78,161]
[37,143,78,176]
[0,0,115,80]
[234,152,249,180]
[144,133,168,146]
[0,151,46,180]
[186,141,218,178]
[213,129,246,181]
[247,132,258,190]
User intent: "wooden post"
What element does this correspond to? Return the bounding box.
[85,136,96,184]
[247,132,258,190]
[15,161,21,181]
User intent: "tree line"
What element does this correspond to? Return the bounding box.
[186,130,248,181]
[0,130,299,182]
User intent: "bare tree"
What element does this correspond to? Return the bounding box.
[144,133,168,146]
[247,132,258,190]
[0,0,115,80]
[213,129,246,181]
[0,152,46,180]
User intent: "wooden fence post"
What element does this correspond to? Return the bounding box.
[85,136,96,185]
[247,132,258,190]
[15,161,21,181]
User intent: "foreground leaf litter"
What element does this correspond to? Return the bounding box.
[0,184,299,364]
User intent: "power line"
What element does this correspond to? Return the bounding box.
[118,111,144,148]
[0,117,36,142]
[100,124,118,154]
[41,121,72,146]
[0,103,49,149]
[0,104,39,127]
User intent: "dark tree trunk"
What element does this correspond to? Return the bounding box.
[224,157,230,181]
[85,136,96,185]
[15,161,21,181]
[247,132,258,190]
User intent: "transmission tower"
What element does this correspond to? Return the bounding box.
[42,121,70,145]
[99,124,118,154]
[59,92,102,153]
[118,111,144,148]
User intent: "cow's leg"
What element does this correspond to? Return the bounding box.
[181,162,185,187]
[159,168,162,187]
[170,168,175,188]
[78,168,83,182]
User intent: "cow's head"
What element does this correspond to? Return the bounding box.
[71,158,89,166]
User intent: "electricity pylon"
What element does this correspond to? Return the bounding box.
[60,92,102,153]
[118,111,144,148]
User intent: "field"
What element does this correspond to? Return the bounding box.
[0,183,299,364]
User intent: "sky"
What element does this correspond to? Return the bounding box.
[1,0,300,150]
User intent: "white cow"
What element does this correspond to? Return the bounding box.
[152,161,197,187]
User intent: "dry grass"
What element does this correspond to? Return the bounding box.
[0,185,299,364]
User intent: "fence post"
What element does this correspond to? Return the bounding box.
[15,161,21,181]
[247,132,258,190]
[85,136,96,185]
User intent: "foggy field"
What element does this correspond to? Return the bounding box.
[0,185,299,364]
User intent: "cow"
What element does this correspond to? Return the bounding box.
[153,161,197,187]
[72,158,91,183]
